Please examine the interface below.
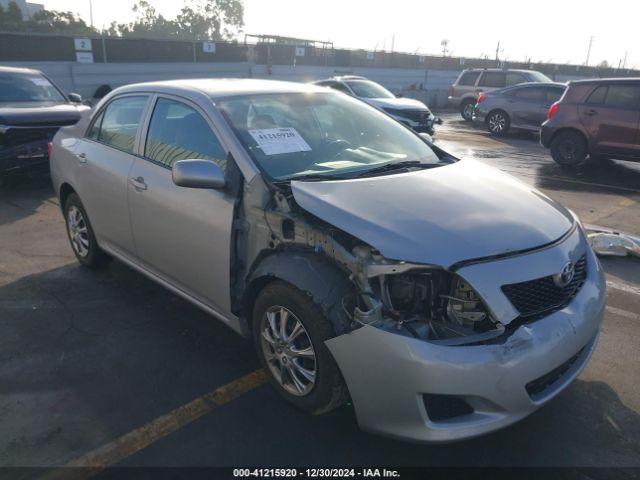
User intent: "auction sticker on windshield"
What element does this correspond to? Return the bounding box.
[249,127,312,155]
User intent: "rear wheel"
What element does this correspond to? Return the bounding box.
[252,281,348,414]
[550,131,588,167]
[460,100,476,122]
[486,110,510,136]
[64,193,110,268]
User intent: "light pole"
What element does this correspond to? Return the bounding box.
[89,0,94,28]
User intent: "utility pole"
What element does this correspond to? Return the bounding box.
[585,36,593,66]
[89,0,94,28]
[391,35,395,53]
[495,41,500,61]
[622,51,628,69]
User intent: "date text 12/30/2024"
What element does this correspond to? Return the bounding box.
[233,469,401,478]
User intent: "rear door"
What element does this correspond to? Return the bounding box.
[127,94,236,315]
[510,86,546,127]
[454,70,482,100]
[579,83,640,156]
[477,71,506,94]
[75,94,150,256]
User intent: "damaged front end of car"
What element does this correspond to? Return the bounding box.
[234,171,604,443]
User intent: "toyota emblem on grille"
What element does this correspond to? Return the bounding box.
[554,262,575,287]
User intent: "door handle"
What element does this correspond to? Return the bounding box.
[129,176,147,191]
[584,109,598,116]
[76,152,87,163]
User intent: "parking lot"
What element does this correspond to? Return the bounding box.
[1,112,639,471]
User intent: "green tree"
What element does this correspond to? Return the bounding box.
[27,9,96,35]
[3,1,25,31]
[111,0,244,40]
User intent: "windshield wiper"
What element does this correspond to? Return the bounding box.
[282,173,351,183]
[351,160,439,178]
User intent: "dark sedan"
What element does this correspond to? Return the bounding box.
[472,82,566,136]
[0,66,89,180]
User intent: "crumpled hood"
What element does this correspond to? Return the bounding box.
[0,103,87,127]
[366,97,430,112]
[291,159,574,267]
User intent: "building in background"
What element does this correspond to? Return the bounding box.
[0,0,44,20]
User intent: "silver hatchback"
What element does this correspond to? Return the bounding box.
[51,79,605,443]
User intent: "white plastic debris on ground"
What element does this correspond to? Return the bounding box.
[585,225,640,259]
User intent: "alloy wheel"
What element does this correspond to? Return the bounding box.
[67,205,90,258]
[260,305,317,396]
[488,113,507,133]
[462,103,475,121]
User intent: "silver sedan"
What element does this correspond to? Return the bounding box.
[50,79,604,443]
[473,82,566,136]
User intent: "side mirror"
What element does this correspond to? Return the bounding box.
[68,92,82,103]
[418,132,433,145]
[172,159,226,189]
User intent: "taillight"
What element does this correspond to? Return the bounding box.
[547,102,560,120]
[46,142,52,157]
[477,92,485,104]
[449,85,455,97]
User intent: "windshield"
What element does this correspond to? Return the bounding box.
[527,71,553,83]
[0,72,66,103]
[217,92,441,181]
[345,80,395,99]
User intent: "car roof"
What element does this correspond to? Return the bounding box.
[463,68,540,74]
[568,77,640,85]
[113,78,331,99]
[314,76,368,83]
[510,82,566,88]
[0,65,43,75]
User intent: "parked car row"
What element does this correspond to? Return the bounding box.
[449,68,640,167]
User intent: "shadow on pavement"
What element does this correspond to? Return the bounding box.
[0,172,55,227]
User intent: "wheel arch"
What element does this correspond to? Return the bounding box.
[58,182,77,211]
[242,251,354,336]
[550,127,590,151]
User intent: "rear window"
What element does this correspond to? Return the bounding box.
[506,73,528,86]
[478,72,506,88]
[458,71,480,86]
[604,85,640,108]
[90,96,148,153]
[514,87,544,100]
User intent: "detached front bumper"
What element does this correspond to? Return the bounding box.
[326,230,605,443]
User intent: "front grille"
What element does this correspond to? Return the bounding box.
[501,255,587,319]
[398,109,430,123]
[526,347,584,399]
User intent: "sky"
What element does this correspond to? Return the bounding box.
[39,0,639,69]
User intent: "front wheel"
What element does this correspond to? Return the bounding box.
[486,110,510,136]
[252,281,348,414]
[550,131,588,167]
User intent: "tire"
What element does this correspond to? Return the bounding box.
[63,193,110,268]
[252,280,348,414]
[460,99,476,122]
[550,131,588,167]
[486,110,510,136]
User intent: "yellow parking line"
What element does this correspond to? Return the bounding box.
[43,369,268,480]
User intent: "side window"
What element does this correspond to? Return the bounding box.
[478,72,506,88]
[458,71,481,86]
[546,88,565,104]
[87,110,104,140]
[145,97,227,169]
[94,96,148,153]
[586,86,607,105]
[514,87,544,100]
[331,82,352,94]
[604,85,640,108]
[506,73,527,86]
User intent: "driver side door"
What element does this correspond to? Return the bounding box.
[127,95,236,316]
